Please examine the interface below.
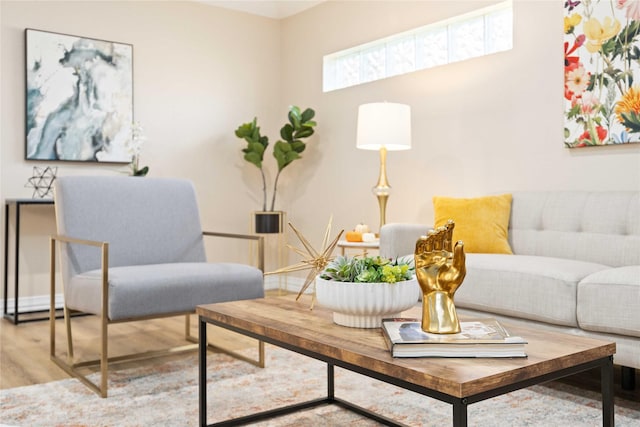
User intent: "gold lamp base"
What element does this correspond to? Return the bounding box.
[356,102,412,233]
[373,146,390,232]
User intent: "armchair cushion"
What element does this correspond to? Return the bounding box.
[379,223,431,259]
[67,262,264,320]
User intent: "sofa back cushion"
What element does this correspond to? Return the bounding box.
[509,191,640,267]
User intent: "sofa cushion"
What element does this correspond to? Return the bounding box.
[455,254,609,327]
[577,266,640,337]
[66,262,265,320]
[380,223,432,259]
[433,194,513,254]
[508,191,640,266]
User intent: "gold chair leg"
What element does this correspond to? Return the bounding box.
[53,309,263,398]
[201,322,265,368]
[50,307,108,397]
[204,340,265,368]
[100,314,108,397]
[186,313,194,342]
[52,315,265,398]
[50,238,201,398]
[64,306,74,359]
[187,313,265,367]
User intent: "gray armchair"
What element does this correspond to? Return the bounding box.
[49,176,265,397]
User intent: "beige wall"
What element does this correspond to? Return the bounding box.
[2,0,640,303]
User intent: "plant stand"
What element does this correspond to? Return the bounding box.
[251,211,288,293]
[254,211,284,234]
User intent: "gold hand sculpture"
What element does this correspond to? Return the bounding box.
[414,220,466,334]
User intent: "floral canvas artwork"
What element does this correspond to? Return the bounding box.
[26,29,133,162]
[564,0,640,147]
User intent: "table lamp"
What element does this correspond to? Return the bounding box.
[356,102,412,232]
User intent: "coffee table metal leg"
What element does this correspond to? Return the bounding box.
[327,363,335,400]
[452,398,468,427]
[602,356,614,427]
[199,317,208,427]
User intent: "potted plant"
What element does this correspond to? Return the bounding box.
[316,255,419,328]
[235,105,317,233]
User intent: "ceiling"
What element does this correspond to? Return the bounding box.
[198,1,325,19]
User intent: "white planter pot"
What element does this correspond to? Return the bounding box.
[315,276,420,328]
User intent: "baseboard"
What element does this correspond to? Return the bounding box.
[1,294,65,314]
[264,275,312,294]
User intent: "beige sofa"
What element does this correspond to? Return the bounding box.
[380,191,640,388]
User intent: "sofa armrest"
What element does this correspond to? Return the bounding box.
[379,223,431,259]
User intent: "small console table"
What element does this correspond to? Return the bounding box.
[3,198,55,324]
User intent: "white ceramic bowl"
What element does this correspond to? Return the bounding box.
[315,276,420,328]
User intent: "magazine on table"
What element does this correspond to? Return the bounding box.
[381,318,527,358]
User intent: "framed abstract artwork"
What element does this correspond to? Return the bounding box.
[564,0,640,148]
[25,28,133,162]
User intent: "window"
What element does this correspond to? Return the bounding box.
[323,1,513,92]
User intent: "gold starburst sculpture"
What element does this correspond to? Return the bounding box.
[265,217,344,304]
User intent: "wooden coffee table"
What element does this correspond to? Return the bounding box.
[197,295,615,427]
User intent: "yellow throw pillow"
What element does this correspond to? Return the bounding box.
[432,194,513,254]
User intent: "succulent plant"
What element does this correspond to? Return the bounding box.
[320,255,414,283]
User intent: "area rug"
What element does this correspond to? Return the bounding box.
[1,345,639,427]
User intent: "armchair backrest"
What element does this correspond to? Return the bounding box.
[54,176,207,280]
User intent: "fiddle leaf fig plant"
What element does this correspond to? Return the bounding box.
[235,105,317,212]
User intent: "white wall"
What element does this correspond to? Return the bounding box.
[2,0,639,302]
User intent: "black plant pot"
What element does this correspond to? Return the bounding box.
[254,211,283,234]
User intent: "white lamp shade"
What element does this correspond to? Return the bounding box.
[356,102,412,151]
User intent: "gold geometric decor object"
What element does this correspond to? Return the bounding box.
[414,220,467,334]
[265,217,343,305]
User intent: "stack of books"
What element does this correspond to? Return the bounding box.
[381,318,527,358]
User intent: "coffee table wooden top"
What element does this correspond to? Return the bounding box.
[197,295,615,398]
